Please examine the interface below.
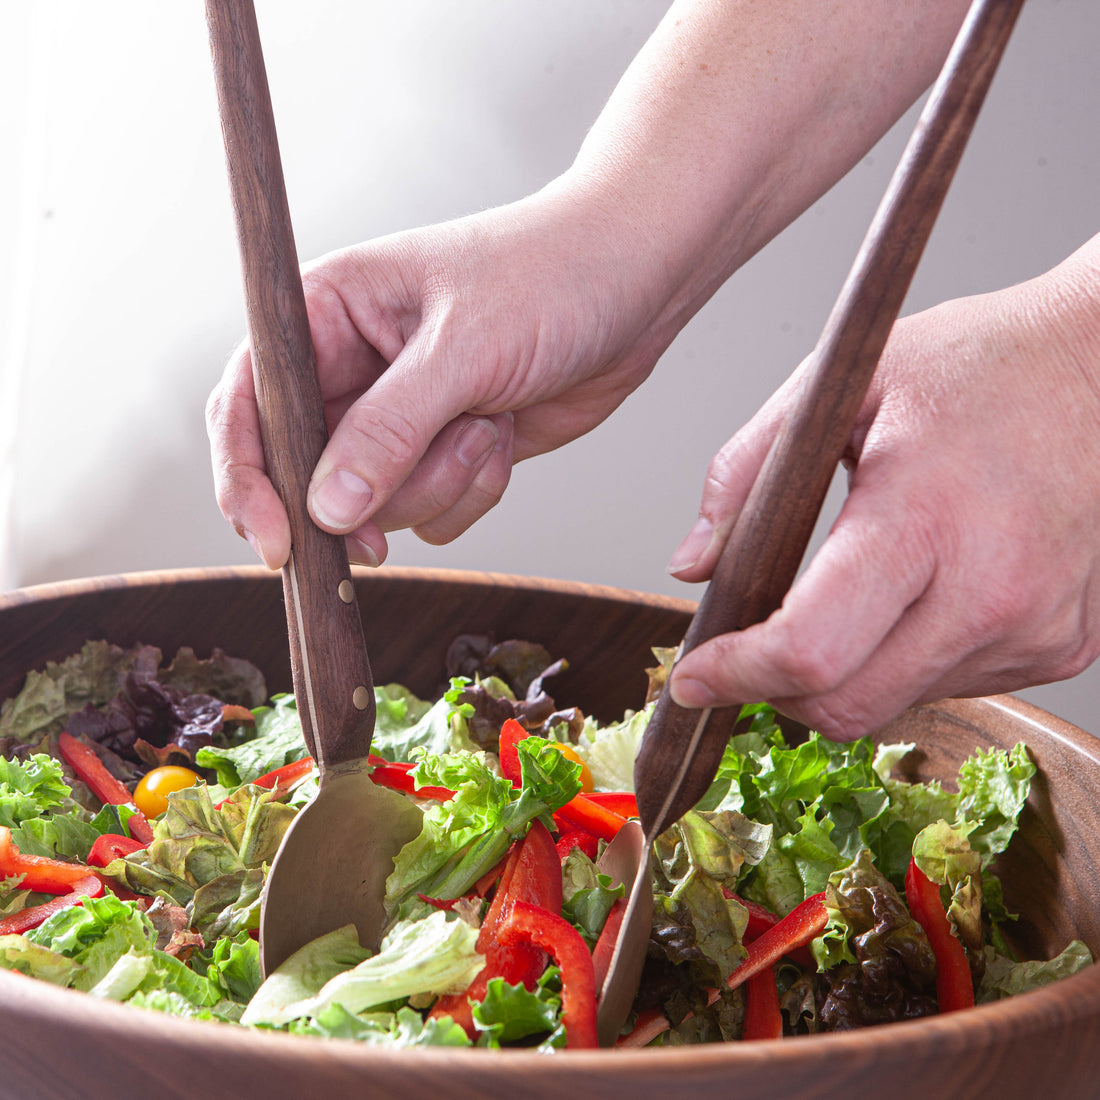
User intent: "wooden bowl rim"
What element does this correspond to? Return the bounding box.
[0,563,701,617]
[0,567,1096,1070]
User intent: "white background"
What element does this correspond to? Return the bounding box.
[2,1,1098,731]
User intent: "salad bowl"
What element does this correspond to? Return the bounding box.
[0,565,1098,1100]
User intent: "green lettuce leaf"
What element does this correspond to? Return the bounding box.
[912,820,984,955]
[86,946,221,1009]
[0,641,133,743]
[0,754,71,827]
[384,739,579,917]
[242,925,371,1028]
[0,753,141,862]
[290,1003,472,1046]
[0,932,82,985]
[10,811,100,863]
[978,940,1093,1001]
[199,929,263,1004]
[108,782,295,937]
[123,988,245,1023]
[650,809,768,980]
[195,693,307,787]
[956,743,1035,858]
[372,683,478,762]
[471,975,562,1047]
[574,707,651,792]
[242,912,482,1027]
[560,847,623,942]
[24,893,158,991]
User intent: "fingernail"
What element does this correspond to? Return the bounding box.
[311,469,373,529]
[666,516,714,574]
[455,418,499,468]
[240,528,272,570]
[670,676,718,709]
[348,535,380,569]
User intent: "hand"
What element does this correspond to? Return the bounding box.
[207,0,967,571]
[666,237,1100,738]
[206,184,680,568]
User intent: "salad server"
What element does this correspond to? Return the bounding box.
[205,0,421,977]
[601,0,1026,1041]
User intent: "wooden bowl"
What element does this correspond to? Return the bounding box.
[0,566,1097,1099]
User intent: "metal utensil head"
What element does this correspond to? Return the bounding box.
[609,0,1025,1039]
[259,766,423,975]
[594,820,653,1046]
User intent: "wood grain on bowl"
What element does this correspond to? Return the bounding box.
[0,567,1097,1100]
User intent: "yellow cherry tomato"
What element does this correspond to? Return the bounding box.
[548,742,593,793]
[134,766,199,817]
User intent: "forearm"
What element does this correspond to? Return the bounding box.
[562,0,971,340]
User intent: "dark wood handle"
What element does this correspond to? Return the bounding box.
[635,0,1025,837]
[205,0,375,772]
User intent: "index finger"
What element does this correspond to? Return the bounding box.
[206,342,292,569]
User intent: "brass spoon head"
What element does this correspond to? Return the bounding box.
[595,820,653,1047]
[259,765,423,975]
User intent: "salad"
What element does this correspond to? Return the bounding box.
[0,637,1091,1050]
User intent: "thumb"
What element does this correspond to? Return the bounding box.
[306,343,480,534]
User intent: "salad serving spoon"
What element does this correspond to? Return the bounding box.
[205,0,422,977]
[599,0,1026,1043]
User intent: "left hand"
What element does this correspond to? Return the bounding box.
[665,236,1100,738]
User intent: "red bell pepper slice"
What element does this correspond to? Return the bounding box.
[0,826,96,894]
[417,893,460,911]
[251,756,315,793]
[473,852,511,898]
[742,966,783,1040]
[500,720,627,842]
[431,821,562,1036]
[498,718,527,787]
[583,791,639,819]
[502,820,564,922]
[58,732,154,845]
[905,858,974,1013]
[617,891,827,1048]
[0,874,103,936]
[214,756,317,809]
[369,760,454,802]
[481,820,560,986]
[556,828,600,862]
[87,833,148,867]
[591,896,628,990]
[554,793,628,842]
[734,896,794,1041]
[724,889,816,970]
[501,899,599,1049]
[724,892,828,992]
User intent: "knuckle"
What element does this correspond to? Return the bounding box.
[701,434,752,506]
[412,465,512,546]
[791,694,877,742]
[769,631,846,699]
[204,386,225,434]
[341,406,423,495]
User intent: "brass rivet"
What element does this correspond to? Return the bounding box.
[352,686,371,710]
[337,579,355,604]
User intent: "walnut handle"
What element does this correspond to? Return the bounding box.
[634,0,1025,837]
[205,0,375,773]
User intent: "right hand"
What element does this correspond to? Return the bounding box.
[206,183,679,568]
[665,235,1100,738]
